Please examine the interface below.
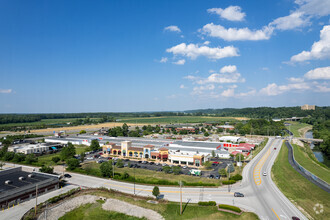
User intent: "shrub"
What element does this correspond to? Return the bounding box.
[229,174,242,181]
[152,186,160,198]
[198,201,216,206]
[222,180,236,185]
[66,158,80,170]
[52,156,61,163]
[218,204,241,213]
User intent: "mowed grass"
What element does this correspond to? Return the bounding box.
[272,142,330,219]
[71,190,259,220]
[118,116,248,124]
[81,162,221,186]
[59,201,145,220]
[285,121,312,137]
[292,144,330,184]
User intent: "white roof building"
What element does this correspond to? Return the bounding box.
[9,144,50,154]
[219,136,241,143]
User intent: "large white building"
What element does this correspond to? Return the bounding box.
[168,150,210,167]
[9,144,51,154]
[219,136,241,143]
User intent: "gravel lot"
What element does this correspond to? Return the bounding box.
[38,195,164,220]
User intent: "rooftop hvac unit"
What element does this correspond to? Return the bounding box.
[19,176,26,181]
[5,180,13,184]
[28,174,34,178]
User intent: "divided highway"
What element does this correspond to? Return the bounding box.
[2,138,307,220]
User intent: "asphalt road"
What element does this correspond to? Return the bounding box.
[2,138,307,220]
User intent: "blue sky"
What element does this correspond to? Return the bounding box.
[0,0,329,113]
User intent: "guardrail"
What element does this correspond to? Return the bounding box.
[285,141,330,193]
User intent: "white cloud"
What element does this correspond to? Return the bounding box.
[260,82,310,96]
[221,88,235,97]
[173,59,186,65]
[288,77,305,83]
[164,25,181,33]
[160,57,168,63]
[180,84,186,89]
[166,43,239,60]
[304,66,330,79]
[315,85,330,92]
[166,94,177,99]
[290,25,330,62]
[261,67,269,71]
[192,84,215,95]
[201,23,273,41]
[296,0,330,17]
[269,12,310,30]
[207,6,246,21]
[203,41,210,45]
[0,89,12,94]
[220,65,237,73]
[185,65,245,84]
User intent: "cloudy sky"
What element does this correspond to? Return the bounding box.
[0,0,330,113]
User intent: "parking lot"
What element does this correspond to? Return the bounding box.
[79,150,237,179]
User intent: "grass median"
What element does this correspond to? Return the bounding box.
[285,121,312,137]
[292,143,330,184]
[272,142,330,219]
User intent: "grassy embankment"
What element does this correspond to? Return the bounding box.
[292,143,330,184]
[75,162,221,186]
[60,189,258,220]
[285,121,312,137]
[272,142,330,219]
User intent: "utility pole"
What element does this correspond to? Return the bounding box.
[112,159,114,178]
[179,181,183,215]
[134,167,136,196]
[35,184,38,216]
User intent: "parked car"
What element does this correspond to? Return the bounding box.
[142,161,147,164]
[138,161,142,163]
[64,174,72,178]
[274,147,277,150]
[209,174,214,179]
[234,192,244,197]
[124,159,130,161]
[183,166,187,169]
[155,163,160,166]
[215,175,220,179]
[87,157,93,160]
[97,160,105,164]
[98,152,103,155]
[263,172,267,176]
[292,217,300,220]
[149,162,154,165]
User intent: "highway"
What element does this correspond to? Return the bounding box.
[2,138,307,220]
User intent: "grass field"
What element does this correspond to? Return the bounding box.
[79,162,221,186]
[60,189,258,220]
[272,142,330,219]
[118,116,248,124]
[285,121,312,137]
[60,201,145,220]
[292,144,330,184]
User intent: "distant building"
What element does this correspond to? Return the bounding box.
[301,104,315,110]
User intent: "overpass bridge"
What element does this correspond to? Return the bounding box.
[296,137,323,143]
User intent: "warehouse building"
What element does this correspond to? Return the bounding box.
[8,143,63,154]
[0,167,60,209]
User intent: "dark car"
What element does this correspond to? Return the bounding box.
[215,175,220,179]
[292,217,300,220]
[209,174,214,179]
[64,174,72,178]
[234,192,244,197]
[138,161,142,163]
[124,159,130,161]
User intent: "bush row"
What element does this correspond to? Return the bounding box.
[198,201,216,206]
[218,204,241,213]
[222,180,236,185]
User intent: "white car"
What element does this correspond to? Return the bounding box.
[263,172,267,176]
[87,157,94,160]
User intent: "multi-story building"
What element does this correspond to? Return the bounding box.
[301,104,315,110]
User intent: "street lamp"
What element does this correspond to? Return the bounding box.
[134,167,136,196]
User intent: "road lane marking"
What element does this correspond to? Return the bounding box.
[253,142,273,185]
[272,208,281,220]
[104,182,233,194]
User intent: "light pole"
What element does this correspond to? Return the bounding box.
[35,184,38,216]
[134,167,136,196]
[179,181,183,215]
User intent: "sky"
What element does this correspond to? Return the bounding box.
[0,0,330,113]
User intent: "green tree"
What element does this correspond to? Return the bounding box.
[80,152,85,162]
[12,153,26,162]
[163,166,171,174]
[152,186,160,198]
[203,161,212,169]
[100,161,113,177]
[0,161,5,169]
[219,168,227,177]
[172,166,181,175]
[211,150,216,158]
[25,154,38,164]
[66,158,80,170]
[122,171,130,179]
[52,156,61,163]
[79,130,86,134]
[60,142,76,160]
[3,152,15,161]
[155,125,161,133]
[204,132,209,137]
[39,165,54,174]
[122,123,129,137]
[116,159,124,168]
[89,139,100,152]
